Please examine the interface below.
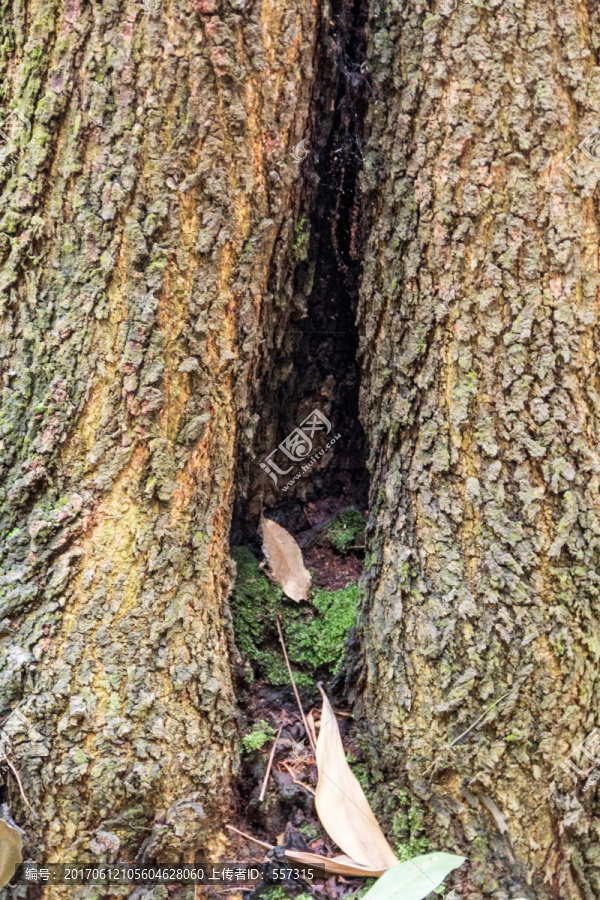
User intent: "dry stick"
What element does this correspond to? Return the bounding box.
[276,616,317,757]
[2,754,37,818]
[281,761,316,796]
[448,690,511,748]
[423,690,512,778]
[225,824,274,851]
[259,725,283,803]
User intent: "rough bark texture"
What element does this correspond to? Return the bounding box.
[6,0,600,897]
[356,2,600,899]
[0,0,318,889]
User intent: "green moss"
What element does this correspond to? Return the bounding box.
[230,547,358,687]
[253,649,314,689]
[345,744,430,863]
[298,821,320,841]
[353,879,376,899]
[389,789,429,860]
[229,547,281,663]
[259,890,312,900]
[241,720,276,754]
[322,508,365,553]
[285,583,358,673]
[347,753,371,794]
[258,888,288,900]
[292,215,309,261]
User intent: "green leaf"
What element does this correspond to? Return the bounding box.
[362,852,466,900]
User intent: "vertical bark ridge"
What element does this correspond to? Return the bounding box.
[0,0,319,885]
[357,1,600,898]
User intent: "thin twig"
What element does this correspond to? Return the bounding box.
[259,725,282,803]
[2,754,38,818]
[306,710,318,752]
[281,761,316,796]
[423,690,512,778]
[225,824,274,850]
[276,616,317,757]
[449,690,511,748]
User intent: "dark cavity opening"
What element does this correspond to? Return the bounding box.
[231,0,370,549]
[226,0,371,843]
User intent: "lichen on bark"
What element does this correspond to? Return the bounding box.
[0,0,319,891]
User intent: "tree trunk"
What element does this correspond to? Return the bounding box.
[5,0,600,897]
[0,0,318,881]
[356,2,600,898]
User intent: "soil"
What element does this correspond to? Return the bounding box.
[303,546,362,592]
[226,511,369,900]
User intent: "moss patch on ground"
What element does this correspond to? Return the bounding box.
[257,889,312,900]
[241,719,277,754]
[230,546,358,689]
[322,507,365,553]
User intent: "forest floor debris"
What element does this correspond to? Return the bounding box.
[226,501,466,900]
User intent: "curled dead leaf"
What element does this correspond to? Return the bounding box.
[0,819,23,889]
[478,793,514,864]
[314,686,398,871]
[479,793,508,834]
[261,517,311,602]
[306,709,318,751]
[285,849,388,878]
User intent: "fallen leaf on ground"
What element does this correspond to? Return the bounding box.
[0,819,23,889]
[284,849,388,877]
[261,517,311,602]
[315,686,398,870]
[360,852,466,900]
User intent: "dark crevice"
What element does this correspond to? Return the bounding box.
[226,0,371,852]
[231,0,370,548]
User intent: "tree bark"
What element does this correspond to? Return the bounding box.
[5,0,600,898]
[356,2,600,898]
[0,0,318,882]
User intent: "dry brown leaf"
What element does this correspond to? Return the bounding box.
[285,849,388,878]
[315,687,398,871]
[0,819,23,889]
[261,517,311,602]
